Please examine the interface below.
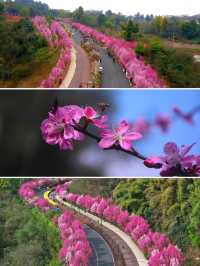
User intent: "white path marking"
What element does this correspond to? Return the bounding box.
[60,46,77,88]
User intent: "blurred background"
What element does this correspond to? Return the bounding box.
[0,89,199,176]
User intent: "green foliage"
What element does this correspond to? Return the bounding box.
[0,3,4,15]
[3,0,50,17]
[0,178,23,193]
[113,179,151,217]
[147,16,200,41]
[73,6,84,22]
[0,18,47,81]
[0,181,61,266]
[121,20,139,41]
[188,180,200,247]
[113,179,199,262]
[135,37,200,87]
[97,14,106,26]
[181,20,200,40]
[70,179,120,198]
[135,42,146,56]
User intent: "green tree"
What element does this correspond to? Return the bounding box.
[121,20,139,41]
[97,13,106,26]
[0,3,4,15]
[188,180,200,247]
[150,16,168,36]
[181,20,200,40]
[73,6,84,22]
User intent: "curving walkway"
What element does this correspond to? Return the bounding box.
[55,195,148,266]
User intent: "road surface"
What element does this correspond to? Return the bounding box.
[84,225,115,266]
[71,29,131,88]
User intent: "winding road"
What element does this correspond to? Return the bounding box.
[71,28,131,88]
[84,224,114,266]
[39,186,147,266]
[56,195,147,266]
[38,187,115,266]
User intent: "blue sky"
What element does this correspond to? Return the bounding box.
[114,90,200,155]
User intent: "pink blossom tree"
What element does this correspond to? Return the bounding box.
[32,16,73,88]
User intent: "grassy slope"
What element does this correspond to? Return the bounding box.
[0,48,60,88]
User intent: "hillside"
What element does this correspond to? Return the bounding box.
[113,179,200,265]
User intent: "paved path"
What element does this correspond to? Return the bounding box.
[56,195,148,266]
[84,224,115,266]
[72,29,131,88]
[69,32,91,88]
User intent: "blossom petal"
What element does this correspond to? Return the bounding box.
[98,137,116,149]
[100,129,115,138]
[58,139,74,150]
[64,126,74,139]
[84,106,97,118]
[116,120,129,134]
[46,134,58,145]
[124,132,142,141]
[93,115,108,128]
[73,130,85,141]
[119,139,132,150]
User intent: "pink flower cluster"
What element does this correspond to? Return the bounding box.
[148,244,185,266]
[55,183,184,265]
[19,178,53,211]
[72,22,166,88]
[144,142,200,176]
[55,181,72,197]
[41,105,142,151]
[19,179,92,266]
[57,211,92,266]
[32,16,72,88]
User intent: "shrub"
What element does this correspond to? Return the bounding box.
[141,38,200,87]
[12,64,31,79]
[0,18,47,81]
